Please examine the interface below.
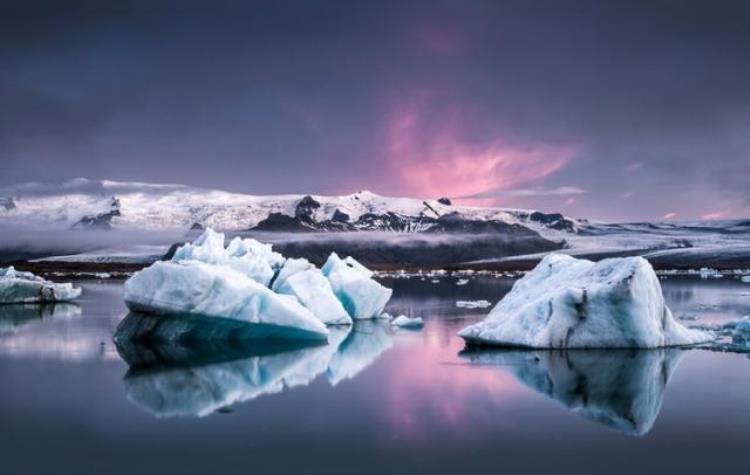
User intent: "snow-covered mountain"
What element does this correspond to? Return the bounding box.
[0,178,579,234]
[2,179,749,269]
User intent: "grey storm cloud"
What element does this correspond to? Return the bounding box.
[0,0,749,221]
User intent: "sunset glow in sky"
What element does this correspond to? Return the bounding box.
[2,0,749,221]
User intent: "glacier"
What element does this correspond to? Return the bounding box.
[123,260,329,341]
[459,254,711,348]
[322,253,393,319]
[0,266,81,304]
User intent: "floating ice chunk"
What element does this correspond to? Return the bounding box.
[172,229,283,286]
[459,254,711,348]
[698,267,723,279]
[391,315,424,328]
[123,261,328,341]
[456,278,470,286]
[321,253,392,319]
[461,349,683,436]
[275,269,353,326]
[456,300,492,309]
[741,275,750,283]
[0,266,81,304]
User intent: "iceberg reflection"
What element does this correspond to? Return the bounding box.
[0,303,81,334]
[115,315,393,418]
[460,348,684,435]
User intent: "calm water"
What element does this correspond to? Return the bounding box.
[1,275,749,474]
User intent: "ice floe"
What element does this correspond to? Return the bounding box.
[0,266,81,304]
[459,254,711,348]
[456,300,492,309]
[391,315,424,328]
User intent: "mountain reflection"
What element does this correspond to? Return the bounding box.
[460,348,684,436]
[115,315,393,418]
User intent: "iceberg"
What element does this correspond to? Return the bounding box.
[275,268,353,325]
[391,315,424,328]
[461,349,682,435]
[123,260,328,341]
[172,229,283,287]
[459,254,710,348]
[0,266,81,304]
[321,253,392,320]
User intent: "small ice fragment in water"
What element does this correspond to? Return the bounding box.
[741,275,750,283]
[456,278,469,286]
[391,315,424,328]
[699,267,723,279]
[456,300,492,309]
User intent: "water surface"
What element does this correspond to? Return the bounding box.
[1,275,749,474]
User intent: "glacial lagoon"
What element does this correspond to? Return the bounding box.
[0,275,749,474]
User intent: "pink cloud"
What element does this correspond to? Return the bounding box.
[663,212,677,220]
[701,209,731,220]
[383,101,578,203]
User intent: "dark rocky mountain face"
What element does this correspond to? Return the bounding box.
[256,233,563,268]
[71,197,121,230]
[0,197,15,210]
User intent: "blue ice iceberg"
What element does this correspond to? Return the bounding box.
[124,260,328,341]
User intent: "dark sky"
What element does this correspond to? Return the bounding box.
[2,0,749,221]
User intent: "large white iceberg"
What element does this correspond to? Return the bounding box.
[0,266,81,304]
[459,254,710,348]
[124,260,328,341]
[172,229,283,287]
[321,253,392,320]
[274,261,352,326]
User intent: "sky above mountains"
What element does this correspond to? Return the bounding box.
[1,0,749,221]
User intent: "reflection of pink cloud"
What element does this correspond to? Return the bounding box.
[383,329,523,441]
[384,101,577,203]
